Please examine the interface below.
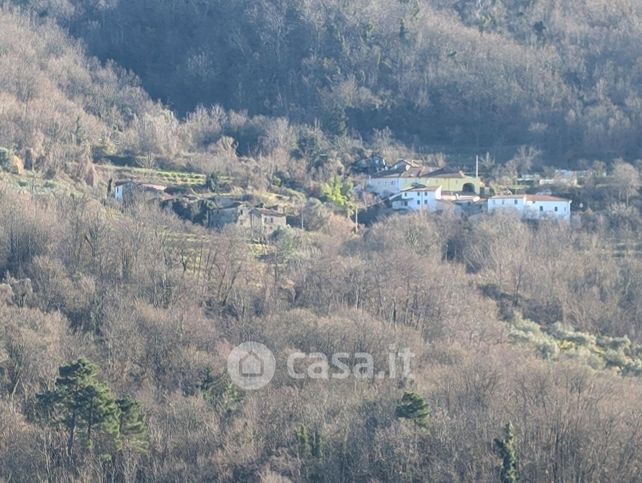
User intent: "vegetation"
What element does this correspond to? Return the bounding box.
[0,183,641,480]
[0,0,642,481]
[27,0,638,162]
[495,423,519,483]
[395,392,431,429]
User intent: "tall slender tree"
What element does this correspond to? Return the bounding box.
[495,422,519,483]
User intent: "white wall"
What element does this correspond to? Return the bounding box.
[488,197,571,221]
[367,177,401,196]
[113,184,126,202]
[523,200,571,221]
[392,188,440,212]
[488,197,526,214]
[366,176,431,196]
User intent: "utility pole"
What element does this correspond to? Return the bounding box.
[354,206,358,233]
[475,155,479,179]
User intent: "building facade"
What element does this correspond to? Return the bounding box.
[391,186,442,211]
[366,165,433,197]
[488,194,572,221]
[207,202,287,236]
[367,165,483,197]
[113,181,167,203]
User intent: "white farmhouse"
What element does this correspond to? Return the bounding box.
[391,185,442,211]
[488,194,572,221]
[113,180,166,203]
[366,165,433,197]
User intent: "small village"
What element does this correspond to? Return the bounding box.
[362,159,573,222]
[105,156,576,240]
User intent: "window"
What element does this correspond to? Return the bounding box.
[424,200,428,204]
[416,200,420,205]
[404,201,408,207]
[539,206,543,212]
[554,207,558,212]
[514,200,518,205]
[502,200,505,205]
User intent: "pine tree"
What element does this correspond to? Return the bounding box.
[495,422,519,483]
[399,18,407,42]
[296,425,310,459]
[295,425,324,482]
[79,383,120,448]
[37,358,120,456]
[200,369,244,415]
[395,391,430,429]
[117,396,148,453]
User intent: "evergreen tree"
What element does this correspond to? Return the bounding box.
[295,425,324,482]
[37,358,121,456]
[395,391,430,429]
[494,422,519,483]
[116,396,148,453]
[296,425,310,459]
[200,369,244,416]
[399,18,408,42]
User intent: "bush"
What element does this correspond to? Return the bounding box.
[0,147,12,166]
[0,147,22,174]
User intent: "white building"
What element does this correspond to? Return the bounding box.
[391,185,486,216]
[391,185,442,211]
[366,164,433,197]
[488,194,572,221]
[113,180,166,203]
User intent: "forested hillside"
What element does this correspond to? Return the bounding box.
[11,0,642,160]
[2,1,642,482]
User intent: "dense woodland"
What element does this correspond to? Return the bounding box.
[4,182,642,481]
[9,0,642,160]
[1,1,642,482]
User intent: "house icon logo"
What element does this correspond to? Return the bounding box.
[227,342,275,390]
[239,351,264,377]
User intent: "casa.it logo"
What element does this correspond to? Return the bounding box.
[227,341,276,390]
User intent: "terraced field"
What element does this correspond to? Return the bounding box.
[162,230,271,273]
[96,165,207,186]
[0,171,84,197]
[609,239,642,258]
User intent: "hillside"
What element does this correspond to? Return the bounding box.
[13,0,642,161]
[1,2,642,482]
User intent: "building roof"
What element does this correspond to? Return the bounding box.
[525,194,571,202]
[252,207,285,217]
[114,180,166,191]
[441,191,480,201]
[218,201,246,210]
[491,194,570,202]
[401,184,440,192]
[427,169,469,179]
[377,166,432,178]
